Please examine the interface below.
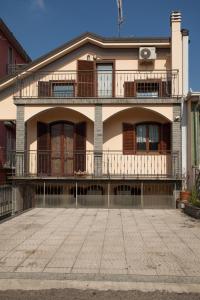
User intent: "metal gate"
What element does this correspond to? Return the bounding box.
[0,185,13,218]
[34,181,176,209]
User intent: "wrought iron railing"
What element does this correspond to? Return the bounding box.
[14,70,179,98]
[0,185,13,218]
[6,150,181,179]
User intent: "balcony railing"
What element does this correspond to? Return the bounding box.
[7,64,27,75]
[14,70,179,99]
[6,150,181,179]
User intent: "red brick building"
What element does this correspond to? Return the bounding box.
[0,19,31,183]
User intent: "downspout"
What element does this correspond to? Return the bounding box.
[181,29,189,177]
[195,97,200,167]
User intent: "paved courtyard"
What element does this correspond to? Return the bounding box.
[0,208,200,279]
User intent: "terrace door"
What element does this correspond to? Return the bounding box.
[97,64,113,97]
[37,121,86,176]
[51,122,74,176]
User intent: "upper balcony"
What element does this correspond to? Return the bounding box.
[14,69,179,100]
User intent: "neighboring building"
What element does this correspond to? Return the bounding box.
[0,19,31,184]
[0,18,31,77]
[186,92,200,188]
[0,11,189,211]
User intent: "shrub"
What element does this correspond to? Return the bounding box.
[189,186,200,208]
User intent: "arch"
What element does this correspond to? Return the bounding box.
[24,106,94,122]
[103,106,173,123]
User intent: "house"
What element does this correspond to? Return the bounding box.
[0,18,31,77]
[0,19,31,184]
[0,11,189,211]
[186,92,200,189]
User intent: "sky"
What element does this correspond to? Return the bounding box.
[1,0,200,90]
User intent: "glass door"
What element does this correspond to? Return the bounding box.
[97,64,113,97]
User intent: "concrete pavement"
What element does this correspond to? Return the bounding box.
[0,208,200,292]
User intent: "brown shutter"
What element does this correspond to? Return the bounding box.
[123,123,135,154]
[37,122,50,175]
[77,60,95,97]
[75,122,86,171]
[38,81,51,97]
[161,123,171,152]
[124,82,135,97]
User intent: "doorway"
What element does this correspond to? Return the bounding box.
[51,122,74,176]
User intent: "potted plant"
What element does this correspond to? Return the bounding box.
[184,186,200,219]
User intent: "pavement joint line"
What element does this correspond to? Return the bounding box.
[120,210,128,272]
[99,209,109,273]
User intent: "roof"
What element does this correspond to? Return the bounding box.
[186,91,200,102]
[0,18,31,63]
[0,31,171,90]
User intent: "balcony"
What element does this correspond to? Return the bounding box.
[7,150,181,180]
[14,70,179,99]
[7,64,27,75]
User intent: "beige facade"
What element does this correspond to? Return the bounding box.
[0,11,187,183]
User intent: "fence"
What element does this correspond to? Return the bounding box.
[14,70,179,98]
[0,185,13,218]
[9,150,181,179]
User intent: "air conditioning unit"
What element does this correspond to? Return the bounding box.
[139,47,157,60]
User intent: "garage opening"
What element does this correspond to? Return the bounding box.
[33,181,177,209]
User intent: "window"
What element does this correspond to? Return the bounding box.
[8,47,13,65]
[123,122,171,154]
[149,124,159,150]
[52,82,75,97]
[136,124,160,151]
[136,125,147,150]
[136,81,160,98]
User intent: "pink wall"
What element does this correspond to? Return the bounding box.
[0,29,26,78]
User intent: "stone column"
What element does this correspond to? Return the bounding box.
[16,105,25,176]
[94,104,103,177]
[172,104,182,178]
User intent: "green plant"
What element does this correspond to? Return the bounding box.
[189,186,200,208]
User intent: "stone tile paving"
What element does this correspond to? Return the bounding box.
[0,208,199,277]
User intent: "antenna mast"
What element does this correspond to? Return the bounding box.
[116,0,124,37]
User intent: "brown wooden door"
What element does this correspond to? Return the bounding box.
[75,122,86,172]
[37,122,50,175]
[77,60,95,97]
[51,122,74,176]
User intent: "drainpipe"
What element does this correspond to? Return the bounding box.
[194,97,200,167]
[181,28,189,178]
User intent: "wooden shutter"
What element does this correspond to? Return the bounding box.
[77,60,95,97]
[161,123,171,152]
[75,122,86,171]
[38,81,51,97]
[124,82,135,97]
[123,123,135,154]
[37,122,50,175]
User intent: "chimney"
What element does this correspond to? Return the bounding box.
[170,11,182,96]
[170,11,182,30]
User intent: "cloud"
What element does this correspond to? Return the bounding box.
[32,0,45,11]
